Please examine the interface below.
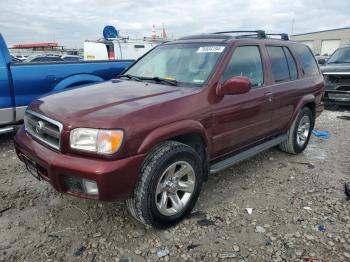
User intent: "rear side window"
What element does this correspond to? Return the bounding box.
[294,45,319,77]
[222,46,263,87]
[267,46,290,82]
[283,47,298,80]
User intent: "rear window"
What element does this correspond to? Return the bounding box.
[294,45,319,77]
[267,46,290,82]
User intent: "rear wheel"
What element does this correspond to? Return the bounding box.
[126,141,203,228]
[279,107,314,154]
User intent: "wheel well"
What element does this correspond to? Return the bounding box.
[169,133,209,180]
[303,101,316,126]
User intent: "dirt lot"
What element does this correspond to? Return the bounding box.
[1,109,350,262]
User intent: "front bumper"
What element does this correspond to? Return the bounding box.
[323,90,350,105]
[14,127,146,201]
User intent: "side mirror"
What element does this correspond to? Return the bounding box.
[216,76,252,96]
[318,58,326,65]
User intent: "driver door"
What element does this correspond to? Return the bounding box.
[211,45,273,158]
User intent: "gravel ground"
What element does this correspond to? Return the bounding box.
[0,109,350,262]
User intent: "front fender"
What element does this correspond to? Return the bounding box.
[285,94,315,132]
[53,74,104,91]
[137,120,210,154]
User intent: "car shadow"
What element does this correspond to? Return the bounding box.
[0,131,16,148]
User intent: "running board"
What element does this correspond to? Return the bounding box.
[209,134,287,174]
[0,126,14,135]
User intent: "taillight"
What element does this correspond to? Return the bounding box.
[108,51,115,60]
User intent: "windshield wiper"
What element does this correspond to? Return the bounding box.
[138,76,178,86]
[119,74,141,81]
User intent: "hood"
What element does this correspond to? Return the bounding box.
[321,63,350,74]
[31,80,192,129]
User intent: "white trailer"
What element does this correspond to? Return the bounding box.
[84,38,162,61]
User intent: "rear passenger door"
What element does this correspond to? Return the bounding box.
[211,45,273,157]
[266,46,301,133]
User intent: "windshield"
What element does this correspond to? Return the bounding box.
[327,48,350,63]
[123,43,226,86]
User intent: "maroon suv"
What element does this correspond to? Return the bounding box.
[15,30,325,228]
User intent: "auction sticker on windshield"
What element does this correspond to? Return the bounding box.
[197,46,225,53]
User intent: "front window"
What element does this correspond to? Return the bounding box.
[327,48,350,64]
[222,45,264,87]
[123,43,226,87]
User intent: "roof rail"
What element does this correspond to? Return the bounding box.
[212,30,267,38]
[266,33,289,40]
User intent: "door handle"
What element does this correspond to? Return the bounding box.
[264,92,272,102]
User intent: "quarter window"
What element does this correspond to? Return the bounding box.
[222,46,263,87]
[294,44,319,77]
[267,46,290,82]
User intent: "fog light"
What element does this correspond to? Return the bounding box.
[64,176,84,193]
[64,176,99,196]
[83,179,99,195]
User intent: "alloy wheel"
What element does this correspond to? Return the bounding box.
[155,161,195,216]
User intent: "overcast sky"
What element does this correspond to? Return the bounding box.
[1,0,350,48]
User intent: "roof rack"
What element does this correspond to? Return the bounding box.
[266,33,289,40]
[213,30,267,38]
[212,30,290,40]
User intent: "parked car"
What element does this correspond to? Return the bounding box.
[61,55,80,61]
[24,54,64,63]
[0,33,134,134]
[15,30,325,228]
[315,55,328,65]
[10,55,22,63]
[320,46,350,105]
[15,55,28,61]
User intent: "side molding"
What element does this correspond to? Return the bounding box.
[53,74,104,91]
[137,120,210,154]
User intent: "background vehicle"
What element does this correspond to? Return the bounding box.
[84,25,165,61]
[315,55,329,65]
[11,55,22,63]
[84,38,160,61]
[15,55,28,61]
[320,46,350,105]
[24,54,64,63]
[15,30,324,228]
[61,55,80,61]
[0,33,134,134]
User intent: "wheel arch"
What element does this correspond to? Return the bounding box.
[52,74,104,91]
[286,94,316,132]
[137,120,210,154]
[137,120,210,179]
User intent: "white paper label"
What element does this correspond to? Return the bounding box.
[197,46,225,53]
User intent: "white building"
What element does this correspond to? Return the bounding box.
[291,27,350,56]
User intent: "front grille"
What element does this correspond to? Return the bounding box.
[337,86,350,91]
[24,110,63,150]
[324,74,350,91]
[326,74,350,84]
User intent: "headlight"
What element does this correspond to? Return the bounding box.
[70,128,124,154]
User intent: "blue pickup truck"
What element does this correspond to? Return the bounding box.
[0,34,134,134]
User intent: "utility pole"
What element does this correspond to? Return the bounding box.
[291,19,295,39]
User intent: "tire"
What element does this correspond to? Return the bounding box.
[126,141,203,228]
[279,107,314,154]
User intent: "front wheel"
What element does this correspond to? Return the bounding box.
[126,141,203,228]
[279,107,314,154]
